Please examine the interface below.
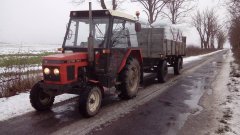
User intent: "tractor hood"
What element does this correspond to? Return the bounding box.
[43,52,88,63]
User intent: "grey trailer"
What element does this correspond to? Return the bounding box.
[137,26,186,82]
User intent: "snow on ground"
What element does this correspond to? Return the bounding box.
[0,65,42,74]
[0,92,77,121]
[0,43,60,55]
[0,49,225,122]
[223,54,240,134]
[183,49,224,64]
[212,50,240,134]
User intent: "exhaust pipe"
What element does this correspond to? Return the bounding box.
[88,2,94,65]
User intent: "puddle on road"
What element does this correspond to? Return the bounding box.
[184,79,205,116]
[212,61,217,66]
[207,89,213,95]
[53,102,77,113]
[164,76,207,135]
[166,113,190,135]
[166,64,217,134]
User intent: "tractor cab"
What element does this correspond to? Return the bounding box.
[63,10,139,51]
[58,10,142,87]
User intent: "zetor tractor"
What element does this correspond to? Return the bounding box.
[30,9,143,117]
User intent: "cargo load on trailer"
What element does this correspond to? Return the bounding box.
[137,23,186,58]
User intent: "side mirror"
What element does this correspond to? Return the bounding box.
[135,22,141,32]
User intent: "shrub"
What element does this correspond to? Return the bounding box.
[0,51,55,98]
[186,45,219,56]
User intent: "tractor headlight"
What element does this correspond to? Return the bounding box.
[44,68,50,75]
[53,68,60,75]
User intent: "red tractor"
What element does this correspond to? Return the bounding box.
[30,4,186,117]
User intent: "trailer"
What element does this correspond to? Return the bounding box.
[29,4,186,117]
[138,24,186,82]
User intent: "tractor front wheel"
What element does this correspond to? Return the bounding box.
[79,86,102,117]
[30,82,55,111]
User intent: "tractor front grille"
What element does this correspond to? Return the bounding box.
[67,65,75,81]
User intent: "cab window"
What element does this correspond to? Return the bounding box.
[111,19,138,48]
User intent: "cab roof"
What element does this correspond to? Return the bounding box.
[70,9,137,21]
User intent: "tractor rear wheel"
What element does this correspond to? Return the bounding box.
[79,86,102,117]
[30,82,55,111]
[157,60,168,83]
[117,57,140,99]
[174,58,182,75]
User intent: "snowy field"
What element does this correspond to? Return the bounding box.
[0,64,42,75]
[0,50,226,121]
[0,43,60,55]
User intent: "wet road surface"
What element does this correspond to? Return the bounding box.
[0,50,228,135]
[90,52,225,135]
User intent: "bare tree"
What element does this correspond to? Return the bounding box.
[192,9,219,49]
[135,0,169,25]
[210,20,221,49]
[228,0,240,50]
[216,29,227,49]
[203,9,218,48]
[192,11,204,48]
[206,9,220,48]
[228,0,240,17]
[229,17,240,49]
[111,0,126,10]
[162,0,197,24]
[100,0,107,9]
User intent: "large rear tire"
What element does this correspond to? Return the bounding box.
[117,57,140,100]
[79,86,102,117]
[157,60,168,83]
[30,82,55,111]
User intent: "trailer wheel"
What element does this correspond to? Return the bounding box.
[30,82,55,111]
[157,60,168,83]
[174,58,182,75]
[79,86,102,117]
[180,57,183,69]
[117,57,140,99]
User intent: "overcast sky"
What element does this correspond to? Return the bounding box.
[0,0,228,46]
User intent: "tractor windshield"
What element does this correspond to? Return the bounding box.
[64,17,109,48]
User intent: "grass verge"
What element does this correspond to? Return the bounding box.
[186,46,219,57]
[0,51,56,98]
[0,52,54,67]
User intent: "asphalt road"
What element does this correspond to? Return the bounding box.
[0,50,228,135]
